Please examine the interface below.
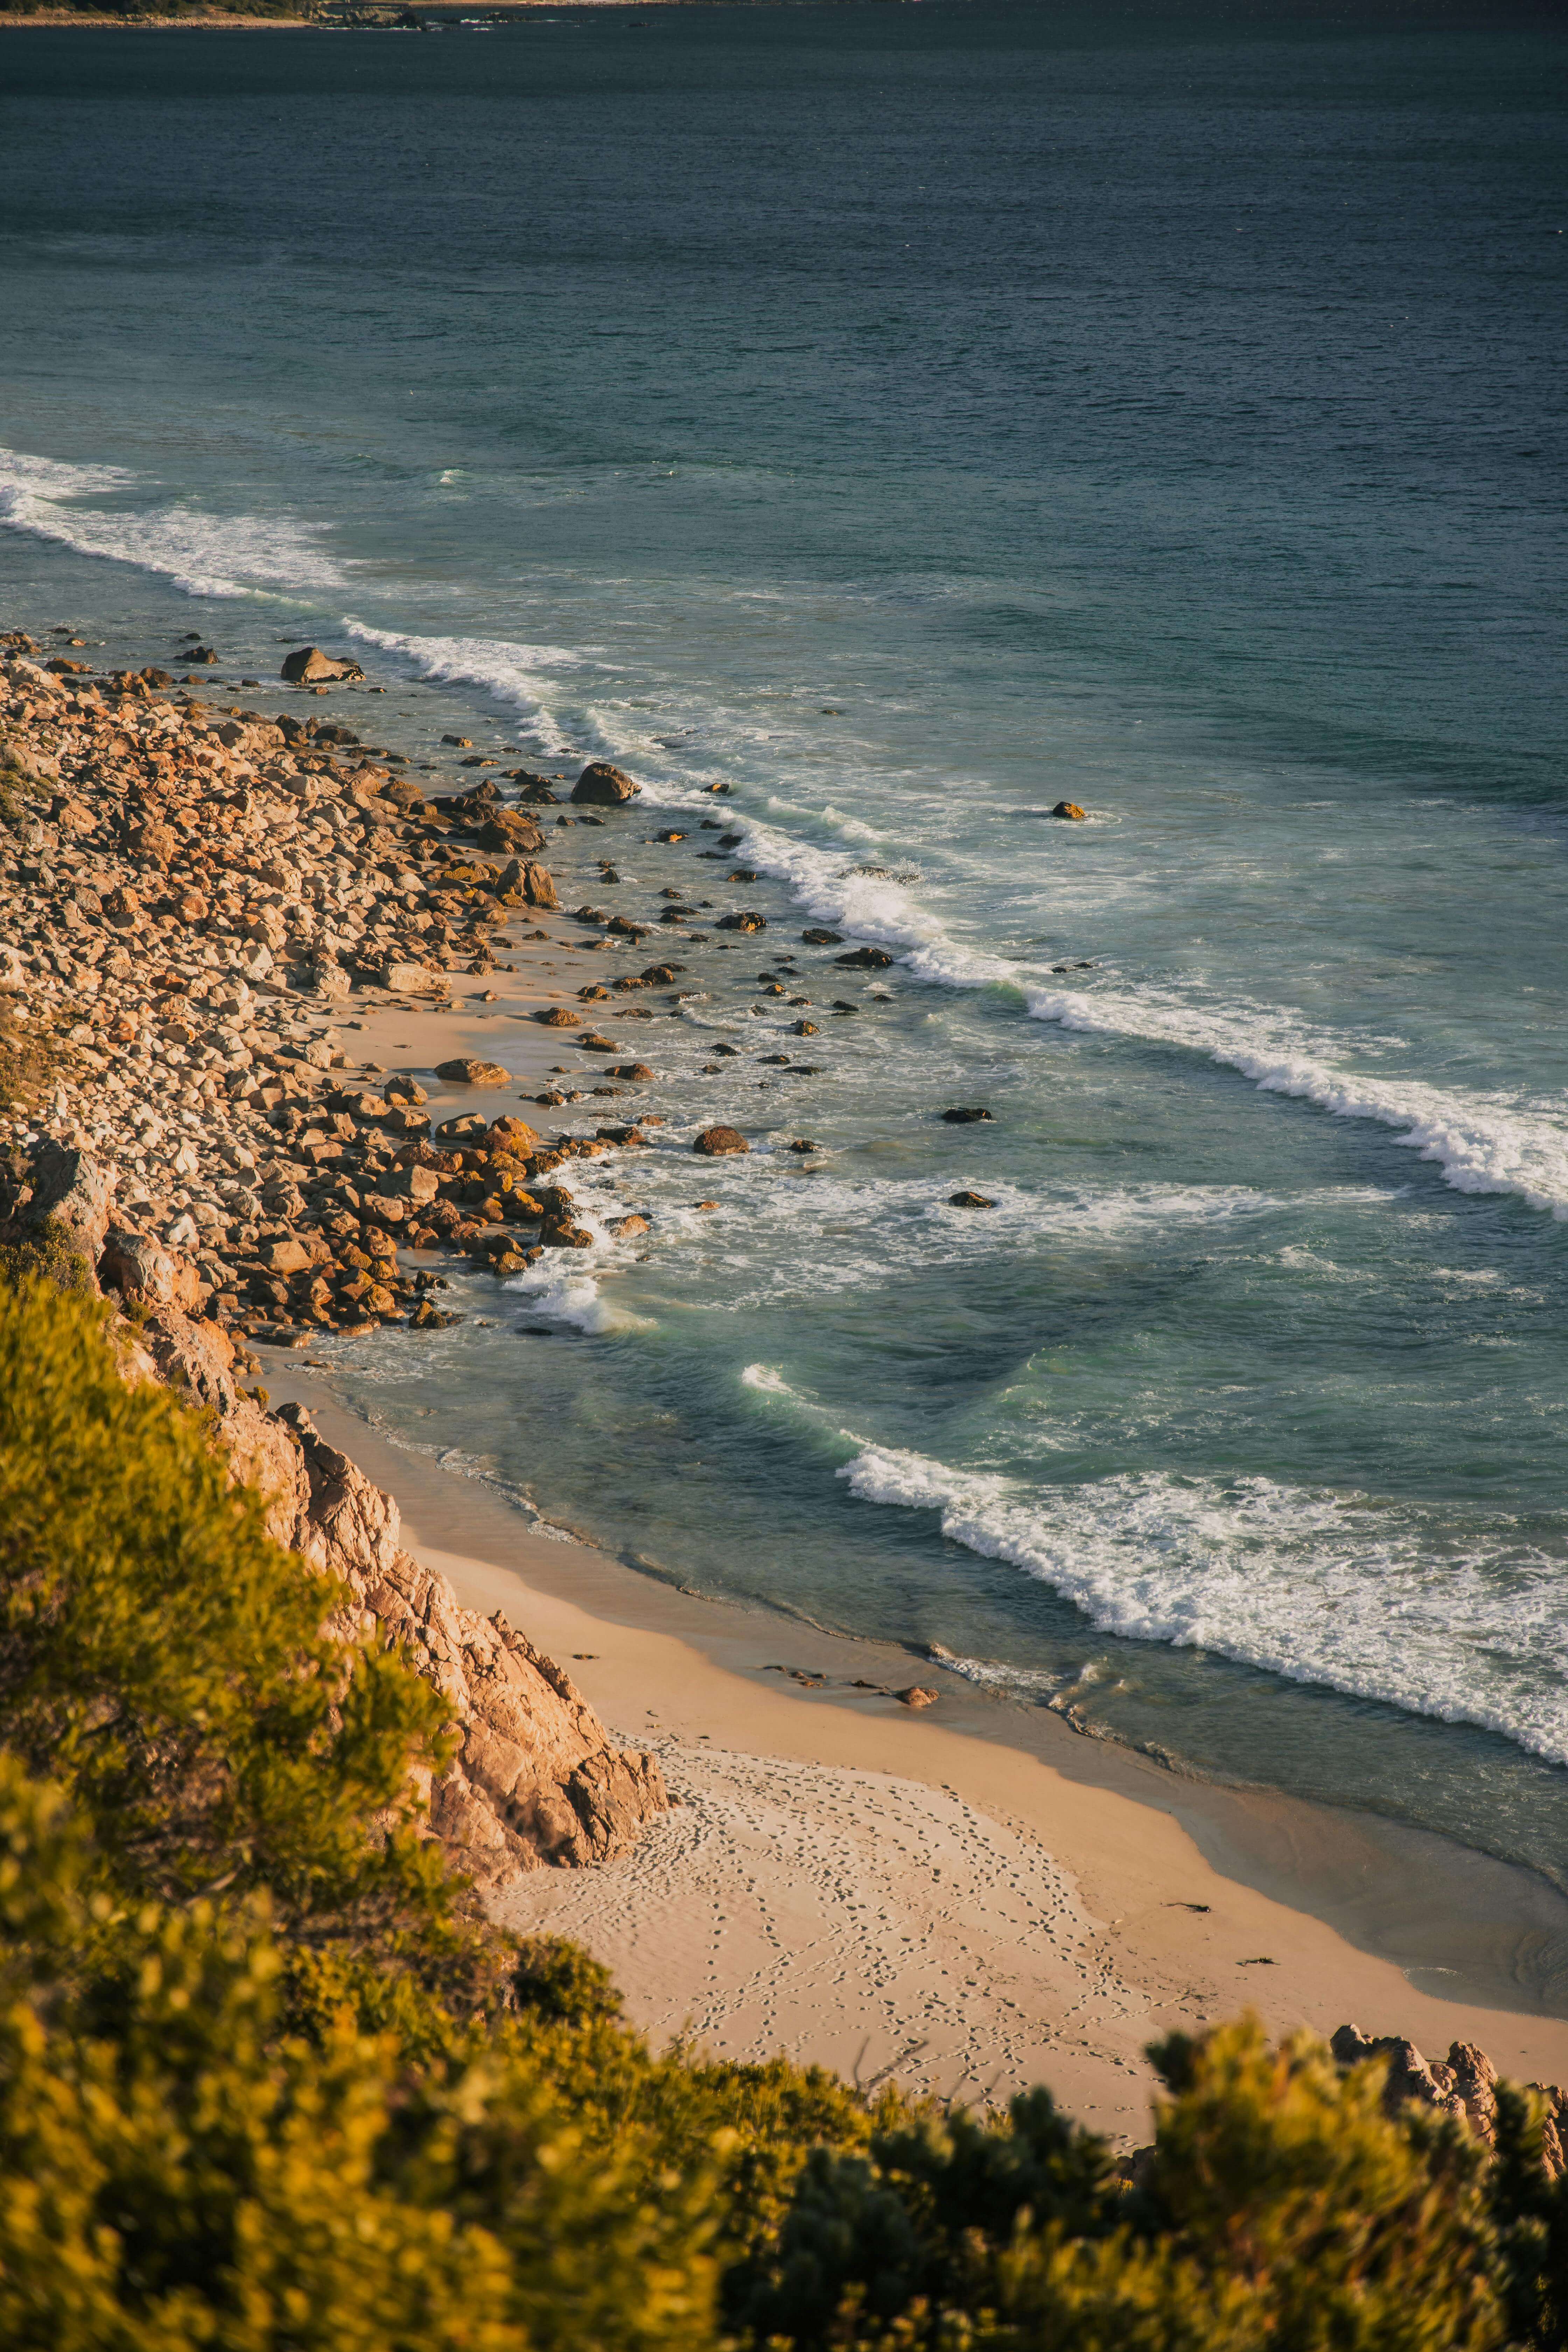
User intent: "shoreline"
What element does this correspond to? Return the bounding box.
[250,1380,1568,2135]
[6,623,1568,2141]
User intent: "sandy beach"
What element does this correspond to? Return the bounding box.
[250,1364,1568,2147]
[8,640,1568,2155]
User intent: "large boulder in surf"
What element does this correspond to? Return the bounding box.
[1049,800,1087,820]
[693,1125,749,1157]
[572,762,640,806]
[280,645,365,685]
[835,945,895,970]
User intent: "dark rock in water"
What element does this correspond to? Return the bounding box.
[610,1062,654,1081]
[693,1125,749,1156]
[943,1106,994,1124]
[835,945,894,969]
[784,1138,820,1153]
[511,773,560,804]
[718,909,767,933]
[791,1019,819,1036]
[572,761,640,805]
[280,645,364,684]
[947,1190,995,1209]
[1050,800,1088,820]
[655,828,686,842]
[802,927,842,945]
[831,1000,860,1014]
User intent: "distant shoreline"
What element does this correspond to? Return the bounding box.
[0,0,729,24]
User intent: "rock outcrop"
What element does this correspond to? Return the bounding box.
[1332,2023,1568,2176]
[4,1150,670,1898]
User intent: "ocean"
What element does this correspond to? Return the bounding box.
[4,0,1568,1903]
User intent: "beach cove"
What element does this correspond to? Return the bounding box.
[4,624,1568,2157]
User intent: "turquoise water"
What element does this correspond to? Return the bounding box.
[4,2,1568,1884]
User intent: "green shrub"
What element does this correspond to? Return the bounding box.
[0,1278,453,1945]
[0,1275,1562,2351]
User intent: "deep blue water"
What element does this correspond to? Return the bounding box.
[4,0,1568,1887]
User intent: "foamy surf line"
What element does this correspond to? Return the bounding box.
[0,445,347,601]
[364,609,1568,1227]
[1022,984,1568,1222]
[838,1443,1568,1768]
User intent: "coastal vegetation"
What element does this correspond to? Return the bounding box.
[3,1272,1568,2348]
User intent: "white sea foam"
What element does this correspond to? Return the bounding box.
[343,621,601,746]
[700,1180,1391,1308]
[0,443,347,598]
[837,1443,1568,1764]
[500,1264,654,1334]
[1022,981,1568,1222]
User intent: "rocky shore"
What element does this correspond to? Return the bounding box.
[0,629,681,1890]
[0,636,679,1341]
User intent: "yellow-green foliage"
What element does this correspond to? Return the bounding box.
[0,1758,721,2352]
[0,1278,451,1934]
[0,1278,1565,2350]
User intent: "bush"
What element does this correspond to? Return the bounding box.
[0,1278,454,1947]
[0,1275,1564,2350]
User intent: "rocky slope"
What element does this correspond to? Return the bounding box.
[4,1133,668,1889]
[0,642,666,1340]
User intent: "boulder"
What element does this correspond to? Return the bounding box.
[280,646,365,685]
[12,1142,116,1277]
[802,929,843,945]
[947,1190,995,1209]
[693,1126,749,1157]
[571,762,640,806]
[835,946,895,969]
[487,1116,541,1154]
[896,1686,939,1709]
[477,813,546,855]
[435,1058,511,1087]
[942,1107,994,1124]
[534,1006,581,1028]
[718,910,767,933]
[1049,800,1087,820]
[522,862,559,909]
[99,1228,202,1313]
[383,962,444,996]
